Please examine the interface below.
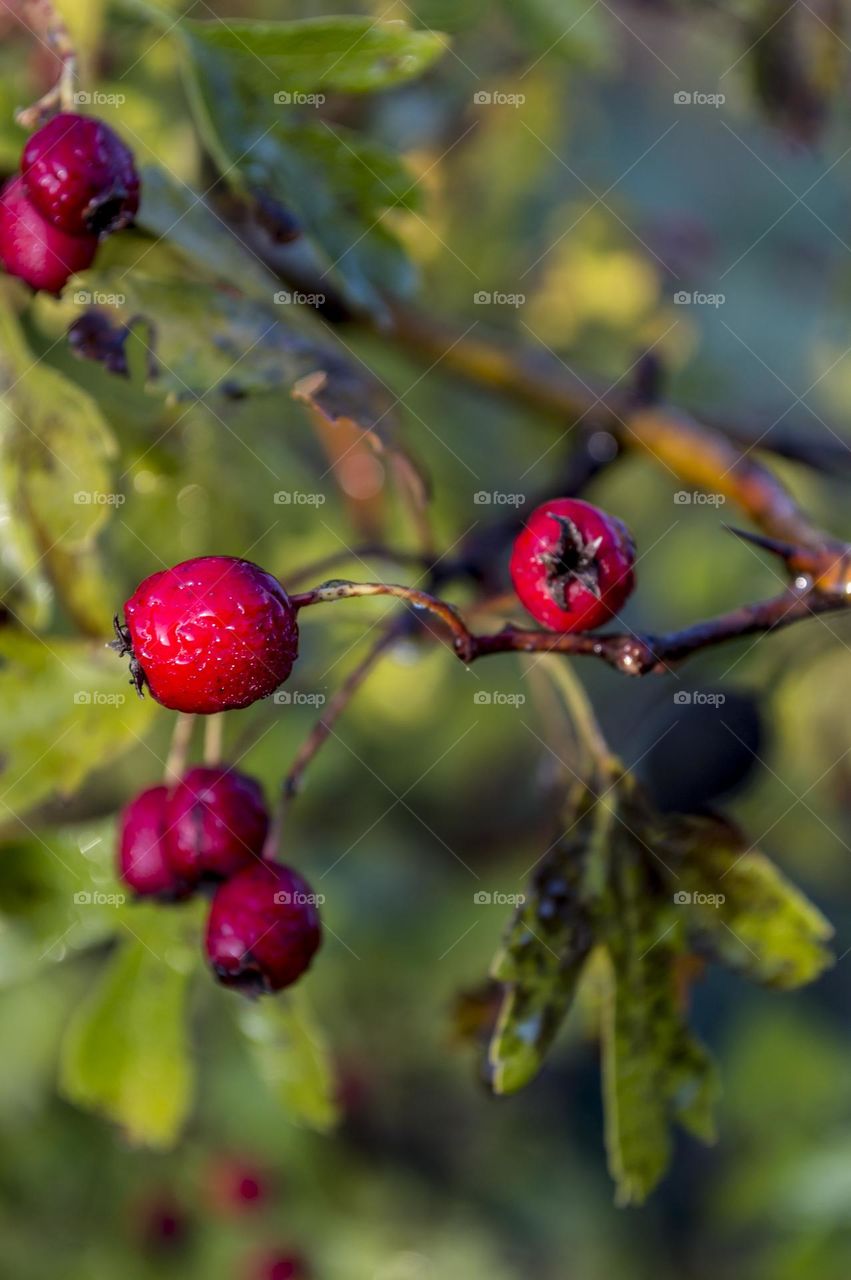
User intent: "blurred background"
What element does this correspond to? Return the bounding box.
[2,0,851,1277]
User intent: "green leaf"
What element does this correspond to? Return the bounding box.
[600,854,718,1206]
[59,936,195,1147]
[180,31,424,312]
[184,17,447,93]
[487,784,603,1094]
[0,289,117,634]
[135,164,279,295]
[667,817,834,989]
[0,630,156,819]
[238,991,340,1132]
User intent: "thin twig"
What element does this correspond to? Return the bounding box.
[16,0,77,129]
[204,714,224,766]
[291,579,475,661]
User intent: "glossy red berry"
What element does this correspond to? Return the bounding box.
[509,498,635,632]
[119,556,299,714]
[206,862,322,994]
[22,112,140,236]
[118,785,190,901]
[0,175,97,294]
[165,766,269,885]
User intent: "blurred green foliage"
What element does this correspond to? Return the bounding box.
[1,0,851,1277]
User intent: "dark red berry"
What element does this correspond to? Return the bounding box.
[133,1192,191,1257]
[205,862,321,994]
[207,1155,267,1213]
[120,556,299,714]
[509,498,635,632]
[248,1250,311,1280]
[21,112,140,236]
[165,766,269,885]
[0,175,97,294]
[118,785,190,901]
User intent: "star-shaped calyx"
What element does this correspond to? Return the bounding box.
[539,514,604,609]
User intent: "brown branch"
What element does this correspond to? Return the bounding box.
[466,588,849,675]
[291,577,850,678]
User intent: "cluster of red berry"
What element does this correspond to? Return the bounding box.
[139,1155,311,1278]
[120,769,321,994]
[115,558,319,995]
[0,111,139,294]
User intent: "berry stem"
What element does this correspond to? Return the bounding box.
[290,580,475,661]
[164,713,195,784]
[204,714,224,766]
[15,1,78,129]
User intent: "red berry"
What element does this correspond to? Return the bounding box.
[21,112,140,236]
[118,785,190,901]
[165,766,269,885]
[509,498,635,632]
[0,175,97,294]
[248,1250,311,1280]
[206,1155,267,1213]
[206,862,322,994]
[120,556,299,714]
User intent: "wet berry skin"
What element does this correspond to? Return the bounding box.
[0,176,98,294]
[509,498,636,632]
[165,766,269,885]
[21,112,140,237]
[206,862,321,994]
[122,556,299,714]
[118,785,190,900]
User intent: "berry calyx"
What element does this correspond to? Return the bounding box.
[119,556,299,714]
[21,112,140,237]
[117,785,190,901]
[509,498,636,632]
[0,175,98,294]
[205,862,322,994]
[165,766,269,885]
